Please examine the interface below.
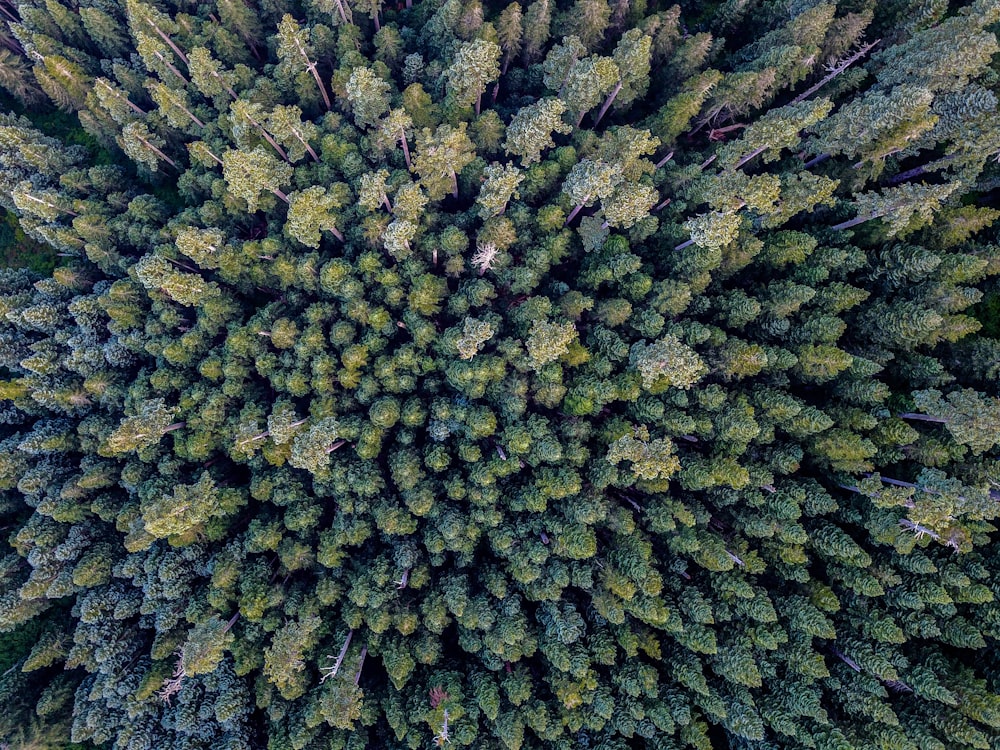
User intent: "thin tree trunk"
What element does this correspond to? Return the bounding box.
[141,138,178,168]
[223,611,241,631]
[674,238,695,250]
[734,145,767,170]
[148,21,190,65]
[155,51,188,84]
[491,80,500,104]
[294,32,332,110]
[212,70,239,100]
[271,188,290,204]
[593,80,622,127]
[373,10,380,32]
[296,131,320,162]
[399,131,411,168]
[802,152,831,169]
[328,226,344,241]
[653,197,671,212]
[451,170,459,198]
[322,630,353,682]
[655,151,674,169]
[179,104,204,128]
[475,90,481,116]
[789,39,880,105]
[20,193,77,216]
[898,412,949,424]
[564,198,590,225]
[354,647,367,686]
[163,422,187,433]
[831,211,879,231]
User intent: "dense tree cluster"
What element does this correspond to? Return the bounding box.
[0,0,999,749]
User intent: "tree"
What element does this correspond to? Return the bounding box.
[476,163,523,218]
[379,108,414,168]
[561,158,622,223]
[593,29,651,127]
[286,186,345,246]
[497,3,524,74]
[222,146,294,211]
[119,121,176,171]
[267,105,320,162]
[503,98,572,166]
[276,14,332,109]
[907,388,1000,454]
[445,39,501,114]
[412,123,476,199]
[99,398,184,456]
[346,66,391,128]
[562,55,620,127]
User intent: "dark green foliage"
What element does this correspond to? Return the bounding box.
[0,1,999,750]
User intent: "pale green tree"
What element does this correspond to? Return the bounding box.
[446,39,502,114]
[222,146,294,211]
[412,123,476,199]
[286,186,345,246]
[503,98,572,165]
[476,163,524,218]
[346,66,391,128]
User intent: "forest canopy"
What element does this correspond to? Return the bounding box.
[1,0,1000,749]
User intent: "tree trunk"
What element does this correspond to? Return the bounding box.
[180,104,205,128]
[674,238,695,250]
[399,131,411,169]
[296,131,320,162]
[593,80,622,128]
[156,51,188,85]
[802,152,831,169]
[328,226,344,241]
[898,412,949,424]
[564,198,590,225]
[734,145,767,170]
[790,39,880,105]
[653,197,671,212]
[450,170,459,198]
[654,151,674,169]
[271,188,290,204]
[141,138,177,168]
[163,422,187,433]
[475,90,482,116]
[831,210,879,231]
[148,21,190,65]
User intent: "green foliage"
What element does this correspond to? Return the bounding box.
[0,1,998,750]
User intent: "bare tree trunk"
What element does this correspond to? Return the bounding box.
[147,21,190,65]
[654,151,674,169]
[271,188,290,204]
[734,145,767,170]
[564,198,590,225]
[802,152,831,169]
[790,39,880,105]
[141,138,178,168]
[831,211,879,231]
[898,412,948,424]
[593,80,623,127]
[674,238,695,250]
[399,131,411,169]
